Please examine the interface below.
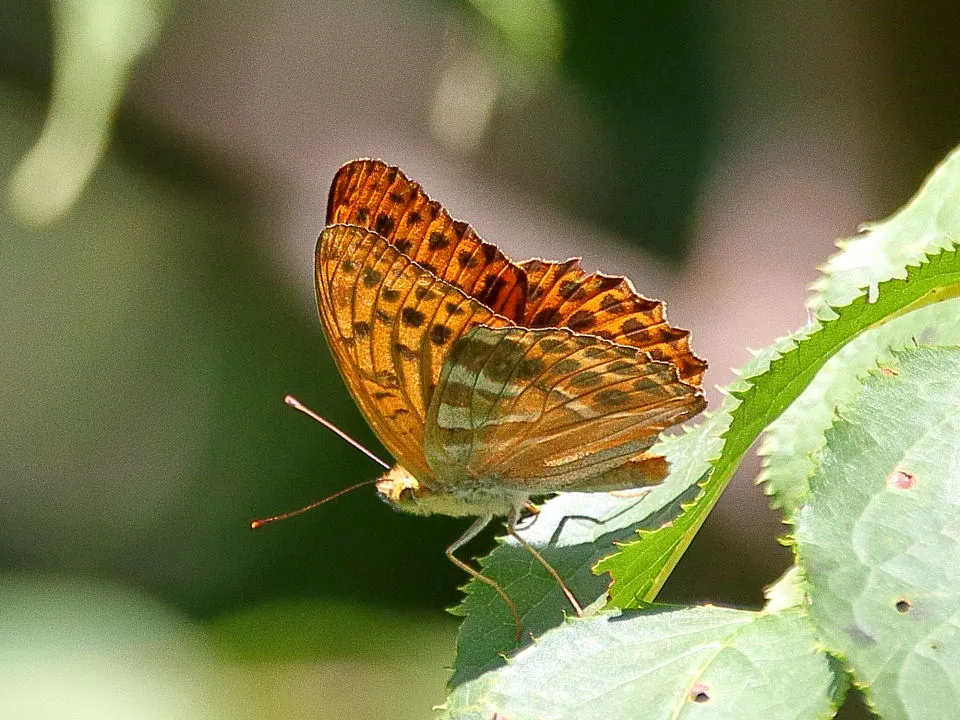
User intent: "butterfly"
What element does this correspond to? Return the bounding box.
[313,159,706,637]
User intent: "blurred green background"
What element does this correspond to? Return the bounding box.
[1,1,958,717]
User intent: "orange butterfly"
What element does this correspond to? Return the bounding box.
[308,160,705,636]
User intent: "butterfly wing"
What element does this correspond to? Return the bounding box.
[520,258,707,386]
[315,224,510,480]
[424,325,705,493]
[327,159,528,319]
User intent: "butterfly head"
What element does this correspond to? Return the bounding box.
[375,465,428,515]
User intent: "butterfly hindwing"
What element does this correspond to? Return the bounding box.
[424,325,705,492]
[316,224,510,480]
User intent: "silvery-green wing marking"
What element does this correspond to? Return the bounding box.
[424,325,705,493]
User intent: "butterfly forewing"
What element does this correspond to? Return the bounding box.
[424,325,705,492]
[327,160,528,319]
[520,258,707,386]
[316,224,510,480]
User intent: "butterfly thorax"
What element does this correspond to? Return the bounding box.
[375,465,528,519]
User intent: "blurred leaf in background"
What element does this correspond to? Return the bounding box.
[444,0,711,260]
[7,0,167,225]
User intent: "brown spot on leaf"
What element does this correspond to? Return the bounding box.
[888,470,915,490]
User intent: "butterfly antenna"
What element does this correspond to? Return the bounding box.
[249,396,392,530]
[250,478,380,528]
[283,394,390,470]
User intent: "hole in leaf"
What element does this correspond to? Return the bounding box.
[690,684,710,703]
[887,470,915,490]
[895,599,912,613]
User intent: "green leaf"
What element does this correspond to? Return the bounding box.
[441,606,845,720]
[758,300,960,518]
[599,246,960,608]
[809,144,960,311]
[760,142,960,519]
[763,566,806,613]
[795,346,960,719]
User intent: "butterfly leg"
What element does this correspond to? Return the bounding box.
[506,507,584,618]
[445,515,523,642]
